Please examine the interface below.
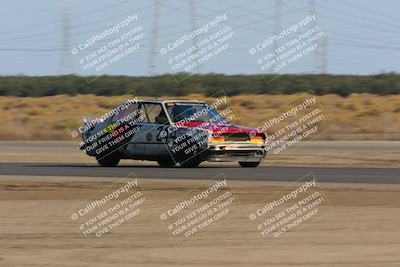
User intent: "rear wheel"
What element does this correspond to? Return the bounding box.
[157,159,176,168]
[239,161,260,168]
[96,152,121,167]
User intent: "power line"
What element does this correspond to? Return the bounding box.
[317,3,400,35]
[279,1,400,47]
[0,1,184,45]
[335,0,400,22]
[0,0,135,36]
[3,2,400,54]
[0,2,157,43]
[319,1,400,30]
[159,0,298,43]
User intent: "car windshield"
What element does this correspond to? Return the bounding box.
[166,103,227,123]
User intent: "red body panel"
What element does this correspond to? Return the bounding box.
[178,122,265,137]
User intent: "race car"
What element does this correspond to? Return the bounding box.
[79,99,267,168]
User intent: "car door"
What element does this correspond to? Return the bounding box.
[82,101,141,157]
[130,102,170,156]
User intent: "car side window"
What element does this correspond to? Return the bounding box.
[142,103,163,124]
[133,103,149,123]
[112,102,139,123]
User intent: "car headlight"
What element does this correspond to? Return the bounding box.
[250,136,264,143]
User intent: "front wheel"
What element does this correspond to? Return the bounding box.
[239,161,261,168]
[96,152,121,167]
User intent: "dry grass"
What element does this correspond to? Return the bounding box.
[1,93,399,140]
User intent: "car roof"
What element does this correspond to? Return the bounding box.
[138,99,203,104]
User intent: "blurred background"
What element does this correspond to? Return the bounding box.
[0,0,399,140]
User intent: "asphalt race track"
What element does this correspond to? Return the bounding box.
[1,163,399,184]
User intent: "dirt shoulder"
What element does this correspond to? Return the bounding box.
[0,175,399,266]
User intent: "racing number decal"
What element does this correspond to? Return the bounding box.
[156,126,166,142]
[156,125,176,142]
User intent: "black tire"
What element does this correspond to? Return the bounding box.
[96,152,121,167]
[157,159,176,168]
[180,157,202,168]
[239,161,261,168]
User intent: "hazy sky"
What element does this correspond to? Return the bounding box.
[0,0,399,76]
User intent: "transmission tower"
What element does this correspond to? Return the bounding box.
[60,8,73,75]
[320,36,329,93]
[309,0,329,93]
[320,37,328,74]
[148,0,160,76]
[309,0,320,73]
[189,0,198,73]
[272,0,282,68]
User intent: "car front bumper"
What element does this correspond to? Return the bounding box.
[204,142,267,162]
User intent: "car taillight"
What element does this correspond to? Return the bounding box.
[250,136,264,143]
[210,135,225,143]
